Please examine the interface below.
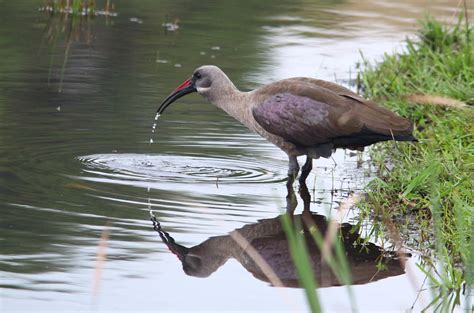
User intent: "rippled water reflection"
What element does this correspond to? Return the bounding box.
[1,0,470,311]
[79,153,286,184]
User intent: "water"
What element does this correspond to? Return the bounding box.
[1,0,470,312]
[149,113,160,143]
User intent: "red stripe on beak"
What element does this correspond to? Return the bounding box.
[174,78,192,91]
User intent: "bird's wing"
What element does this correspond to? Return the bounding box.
[252,81,413,148]
[252,92,337,146]
[284,77,367,103]
[283,78,413,134]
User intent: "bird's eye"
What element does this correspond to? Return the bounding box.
[194,72,202,79]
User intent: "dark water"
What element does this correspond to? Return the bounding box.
[1,0,470,311]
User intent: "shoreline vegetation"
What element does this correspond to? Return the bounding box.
[359,15,473,312]
[282,14,473,313]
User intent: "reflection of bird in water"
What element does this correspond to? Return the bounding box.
[151,183,408,288]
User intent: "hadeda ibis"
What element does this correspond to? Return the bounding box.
[157,65,416,183]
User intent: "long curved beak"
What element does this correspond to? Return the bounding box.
[157,78,197,114]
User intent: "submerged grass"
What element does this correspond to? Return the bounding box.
[40,0,117,92]
[358,14,473,311]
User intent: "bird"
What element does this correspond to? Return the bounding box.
[157,65,416,183]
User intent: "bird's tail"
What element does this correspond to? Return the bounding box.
[392,134,418,142]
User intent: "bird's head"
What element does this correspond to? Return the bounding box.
[157,65,235,115]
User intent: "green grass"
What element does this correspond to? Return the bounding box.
[359,17,473,102]
[281,211,358,313]
[281,214,322,312]
[42,0,114,16]
[358,15,474,312]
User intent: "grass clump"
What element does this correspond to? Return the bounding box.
[40,0,116,17]
[359,16,473,103]
[359,15,473,311]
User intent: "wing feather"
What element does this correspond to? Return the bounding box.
[252,92,340,146]
[283,77,413,136]
[252,82,414,149]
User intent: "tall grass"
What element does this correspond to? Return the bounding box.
[281,213,322,312]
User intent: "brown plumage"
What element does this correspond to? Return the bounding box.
[253,78,414,151]
[157,65,416,183]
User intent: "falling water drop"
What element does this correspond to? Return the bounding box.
[149,113,161,145]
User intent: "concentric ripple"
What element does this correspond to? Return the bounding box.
[78,153,287,184]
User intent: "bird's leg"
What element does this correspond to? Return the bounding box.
[287,156,300,185]
[299,156,313,184]
[298,181,311,212]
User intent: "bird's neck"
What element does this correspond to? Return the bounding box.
[209,87,254,128]
[185,235,236,277]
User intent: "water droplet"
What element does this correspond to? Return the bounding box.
[149,138,154,144]
[211,46,221,50]
[200,51,206,55]
[56,106,61,111]
[154,113,161,121]
[174,63,182,68]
